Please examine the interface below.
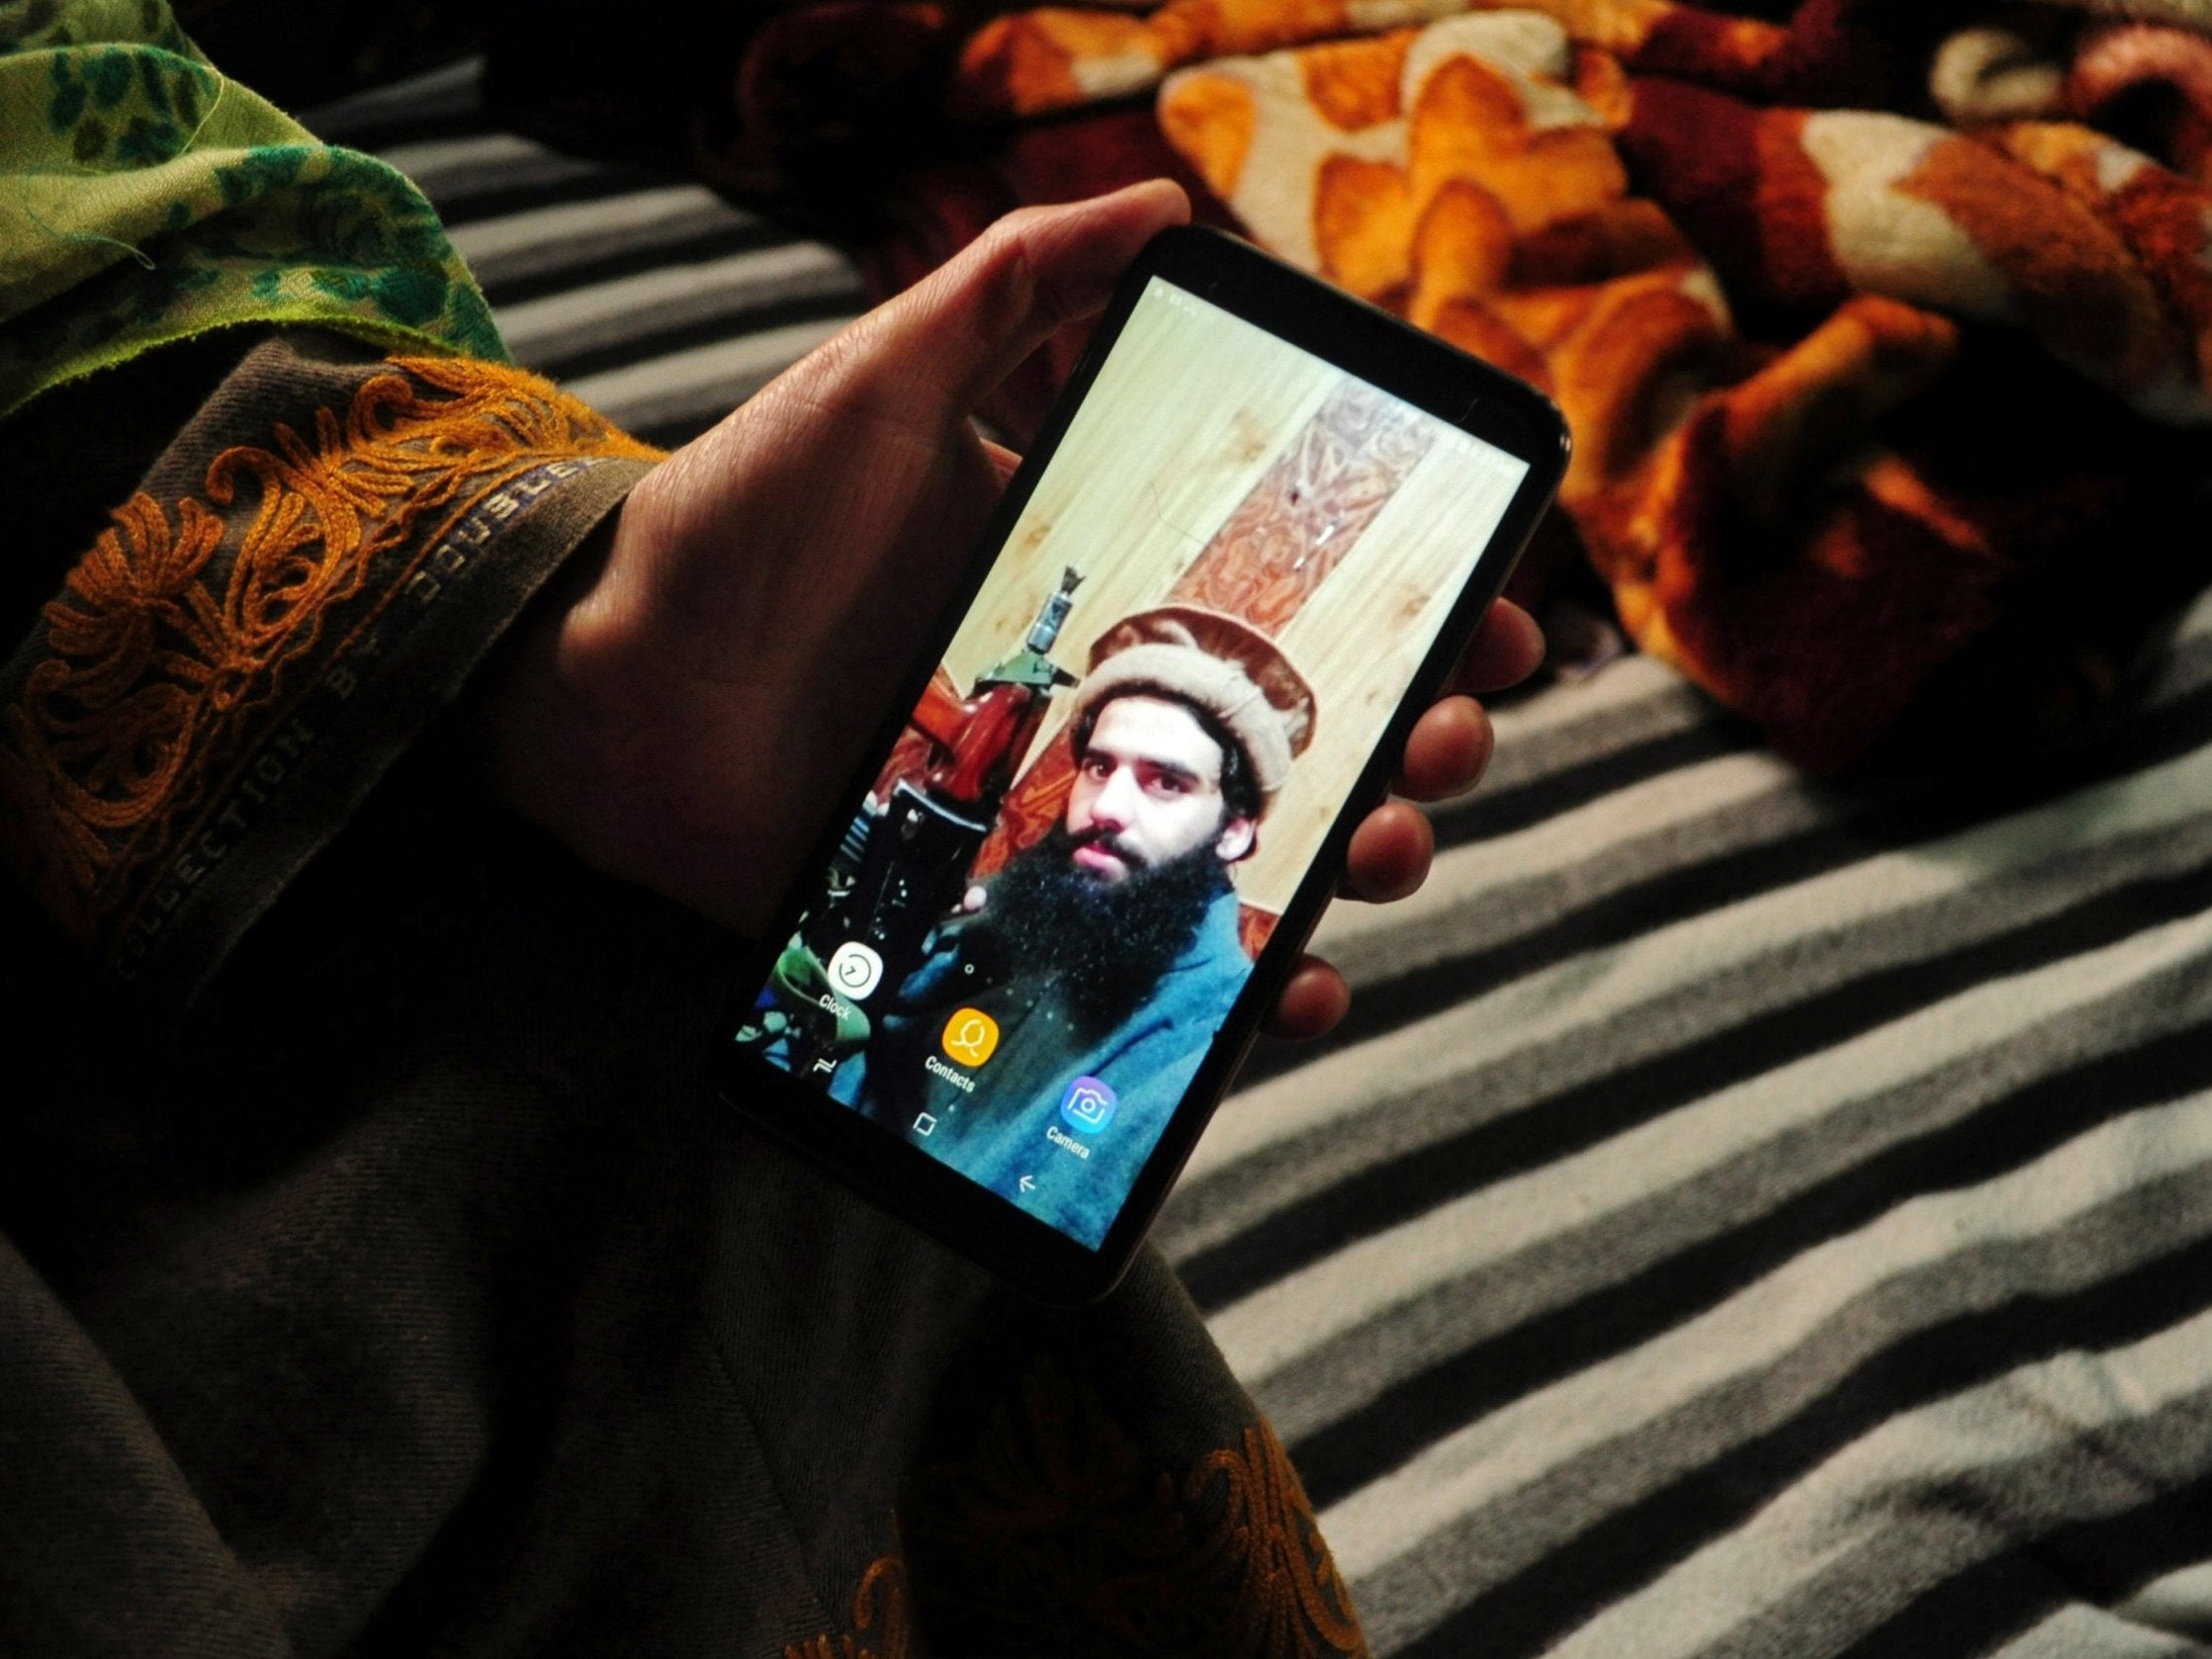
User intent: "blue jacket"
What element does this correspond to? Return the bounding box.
[830,886,1253,1249]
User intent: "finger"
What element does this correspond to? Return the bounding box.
[834,180,1191,426]
[980,434,1022,489]
[1342,800,1433,903]
[1450,597,1547,696]
[1265,955,1351,1040]
[1396,694,1493,802]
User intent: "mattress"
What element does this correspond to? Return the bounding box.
[315,62,2212,1659]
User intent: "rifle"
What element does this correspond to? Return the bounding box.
[741,568,1085,1071]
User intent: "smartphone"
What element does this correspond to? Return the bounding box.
[715,224,1568,1304]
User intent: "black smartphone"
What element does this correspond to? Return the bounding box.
[715,223,1568,1304]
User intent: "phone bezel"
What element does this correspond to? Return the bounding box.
[711,223,1570,1305]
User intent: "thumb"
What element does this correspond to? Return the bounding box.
[825,180,1191,427]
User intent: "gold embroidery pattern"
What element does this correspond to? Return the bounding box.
[903,1355,1368,1658]
[1186,1422,1367,1659]
[785,1555,912,1659]
[0,356,658,952]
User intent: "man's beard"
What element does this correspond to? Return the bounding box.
[967,823,1233,1036]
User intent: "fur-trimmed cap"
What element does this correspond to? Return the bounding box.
[1068,606,1317,804]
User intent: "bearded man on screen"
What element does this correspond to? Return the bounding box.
[831,606,1317,1247]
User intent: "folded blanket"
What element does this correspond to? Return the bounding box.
[498,0,2212,771]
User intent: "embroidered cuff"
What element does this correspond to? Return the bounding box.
[0,336,661,1026]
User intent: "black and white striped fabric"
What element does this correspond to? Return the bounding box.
[1172,614,2212,1656]
[310,58,869,451]
[323,62,2212,1659]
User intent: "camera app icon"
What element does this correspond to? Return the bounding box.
[1058,1076,1118,1135]
[827,940,884,1002]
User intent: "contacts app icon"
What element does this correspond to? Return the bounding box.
[941,1008,1000,1068]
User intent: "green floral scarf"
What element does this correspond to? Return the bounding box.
[0,0,504,418]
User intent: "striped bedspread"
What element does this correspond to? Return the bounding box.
[318,65,2212,1659]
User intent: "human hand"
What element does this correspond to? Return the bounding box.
[475,180,1545,1039]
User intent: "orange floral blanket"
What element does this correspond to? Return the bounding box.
[505,0,2212,771]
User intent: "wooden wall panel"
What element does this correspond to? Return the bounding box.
[937,283,1341,706]
[1253,431,1529,907]
[1169,383,1435,628]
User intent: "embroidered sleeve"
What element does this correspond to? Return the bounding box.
[0,336,660,1025]
[896,1353,1369,1658]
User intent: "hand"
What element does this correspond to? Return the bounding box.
[476,180,1546,1040]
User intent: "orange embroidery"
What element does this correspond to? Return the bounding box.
[903,1355,1367,1657]
[1186,1421,1367,1659]
[786,1555,911,1659]
[0,356,658,953]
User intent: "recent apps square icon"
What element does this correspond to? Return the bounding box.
[1058,1076,1117,1134]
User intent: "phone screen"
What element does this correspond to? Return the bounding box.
[733,273,1531,1251]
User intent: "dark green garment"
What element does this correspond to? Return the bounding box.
[0,5,1371,1637]
[3,772,1334,1657]
[0,334,1368,1656]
